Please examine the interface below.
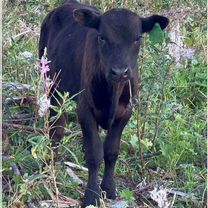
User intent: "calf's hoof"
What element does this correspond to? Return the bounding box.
[82,187,101,207]
[101,179,116,200]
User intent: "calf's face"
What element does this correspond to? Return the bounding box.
[73,8,169,83]
[97,9,143,82]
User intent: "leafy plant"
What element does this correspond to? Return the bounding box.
[119,188,135,202]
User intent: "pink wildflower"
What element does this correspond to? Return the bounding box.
[37,48,54,117]
[39,56,50,79]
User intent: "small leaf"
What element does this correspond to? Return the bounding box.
[119,188,135,201]
[149,23,165,45]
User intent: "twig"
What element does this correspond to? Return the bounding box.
[12,30,32,40]
[3,122,44,134]
[166,189,197,200]
[6,29,40,44]
[42,180,80,207]
[64,161,88,172]
[140,94,151,141]
[66,167,84,185]
[2,176,14,193]
[39,198,80,208]
[58,194,81,205]
[4,96,36,106]
[10,162,20,176]
[3,82,35,91]
[4,113,35,123]
[12,113,35,120]
[134,182,153,194]
[50,151,60,208]
[3,122,73,137]
[134,174,169,194]
[137,35,146,174]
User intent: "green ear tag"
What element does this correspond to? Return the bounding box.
[149,23,165,45]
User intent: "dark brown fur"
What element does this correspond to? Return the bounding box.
[39,1,169,207]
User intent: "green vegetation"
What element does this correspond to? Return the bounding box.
[2,0,206,207]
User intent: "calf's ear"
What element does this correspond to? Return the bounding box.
[141,15,169,33]
[73,9,100,29]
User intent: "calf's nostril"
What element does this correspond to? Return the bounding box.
[111,67,129,78]
[111,68,118,76]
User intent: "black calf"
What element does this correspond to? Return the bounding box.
[39,0,169,206]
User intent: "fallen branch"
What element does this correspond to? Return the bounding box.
[58,194,81,205]
[3,122,76,137]
[134,182,153,194]
[3,82,35,91]
[5,29,40,44]
[134,174,170,194]
[39,199,80,208]
[11,113,35,120]
[12,29,33,40]
[64,162,88,172]
[4,96,36,106]
[166,189,197,200]
[3,122,44,134]
[4,113,35,123]
[42,181,81,207]
[66,167,84,185]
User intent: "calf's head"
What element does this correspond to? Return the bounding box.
[73,8,169,83]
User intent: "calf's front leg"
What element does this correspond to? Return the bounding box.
[101,109,132,199]
[78,106,103,207]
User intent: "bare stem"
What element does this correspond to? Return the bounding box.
[152,63,173,148]
[3,122,44,134]
[137,36,146,174]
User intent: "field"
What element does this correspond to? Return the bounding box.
[2,0,207,207]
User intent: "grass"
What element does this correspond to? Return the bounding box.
[2,0,207,207]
